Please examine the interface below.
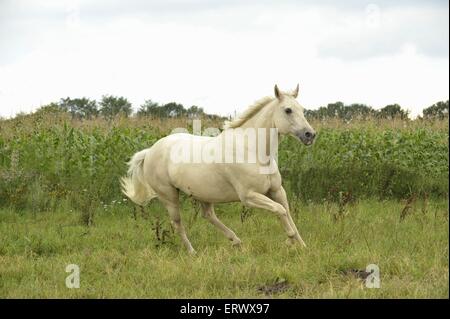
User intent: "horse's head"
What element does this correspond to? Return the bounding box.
[272,84,316,146]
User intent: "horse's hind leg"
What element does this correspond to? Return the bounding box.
[164,201,196,254]
[157,187,196,254]
[200,202,241,247]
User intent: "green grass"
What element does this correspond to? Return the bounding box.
[0,199,448,298]
[0,114,448,298]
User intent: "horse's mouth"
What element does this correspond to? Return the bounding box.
[294,134,315,146]
[293,131,316,146]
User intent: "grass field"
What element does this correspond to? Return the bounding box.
[0,198,448,298]
[0,113,448,298]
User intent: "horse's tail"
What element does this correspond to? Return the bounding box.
[120,149,157,206]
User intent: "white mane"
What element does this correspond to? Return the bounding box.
[223,96,275,129]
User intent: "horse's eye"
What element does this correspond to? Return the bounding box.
[285,108,292,114]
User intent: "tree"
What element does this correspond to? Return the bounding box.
[186,105,205,118]
[378,104,409,120]
[137,99,216,119]
[305,102,346,120]
[306,102,405,120]
[423,100,449,119]
[161,102,186,117]
[137,100,160,117]
[35,102,63,115]
[326,101,345,118]
[137,100,188,117]
[99,95,132,119]
[344,103,375,119]
[59,97,98,119]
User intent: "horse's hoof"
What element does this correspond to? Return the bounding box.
[285,238,296,246]
[285,238,307,248]
[298,237,307,248]
[231,238,242,248]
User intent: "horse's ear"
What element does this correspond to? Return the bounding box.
[293,84,299,98]
[274,85,282,100]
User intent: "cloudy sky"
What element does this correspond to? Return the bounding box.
[0,0,448,118]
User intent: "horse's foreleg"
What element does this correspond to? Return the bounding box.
[269,187,306,247]
[200,202,241,246]
[240,191,297,242]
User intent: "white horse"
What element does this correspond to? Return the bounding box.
[121,85,316,254]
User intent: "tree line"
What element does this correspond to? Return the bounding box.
[34,95,448,120]
[305,101,449,120]
[36,95,219,120]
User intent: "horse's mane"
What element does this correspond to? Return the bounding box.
[223,96,275,129]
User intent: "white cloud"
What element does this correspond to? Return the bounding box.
[318,4,449,60]
[0,0,448,119]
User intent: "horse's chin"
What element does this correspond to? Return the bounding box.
[291,133,314,146]
[294,134,314,146]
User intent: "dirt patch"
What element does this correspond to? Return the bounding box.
[342,268,372,280]
[257,279,291,295]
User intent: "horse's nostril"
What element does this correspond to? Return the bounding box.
[305,131,312,138]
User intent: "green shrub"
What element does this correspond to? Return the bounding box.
[0,116,448,210]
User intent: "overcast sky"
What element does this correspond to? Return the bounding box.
[0,0,448,118]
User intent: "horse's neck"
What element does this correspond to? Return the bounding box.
[238,101,278,161]
[239,101,276,130]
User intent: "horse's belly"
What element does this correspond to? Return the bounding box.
[169,163,239,203]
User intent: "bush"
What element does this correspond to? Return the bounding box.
[0,114,448,210]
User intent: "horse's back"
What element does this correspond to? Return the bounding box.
[142,132,278,203]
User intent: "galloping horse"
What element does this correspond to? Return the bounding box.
[121,85,316,254]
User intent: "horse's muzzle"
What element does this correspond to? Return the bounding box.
[295,129,316,146]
